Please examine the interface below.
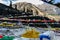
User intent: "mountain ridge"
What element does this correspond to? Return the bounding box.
[12,2,60,21]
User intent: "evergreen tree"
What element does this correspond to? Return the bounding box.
[54,3,60,8]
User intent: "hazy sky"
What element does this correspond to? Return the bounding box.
[55,0,60,3]
[0,0,44,5]
[0,0,60,5]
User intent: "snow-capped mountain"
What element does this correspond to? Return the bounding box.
[12,1,60,21]
[37,3,60,15]
[11,0,60,15]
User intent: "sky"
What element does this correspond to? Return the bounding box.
[55,0,60,3]
[0,0,60,5]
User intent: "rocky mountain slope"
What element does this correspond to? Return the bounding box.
[37,3,60,21]
[38,3,60,15]
[12,2,60,21]
[12,2,45,16]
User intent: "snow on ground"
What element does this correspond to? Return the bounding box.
[0,28,60,40]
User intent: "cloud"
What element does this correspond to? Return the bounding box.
[13,0,44,5]
[0,0,44,5]
[0,0,18,5]
[0,0,3,3]
[2,0,18,2]
[0,0,9,5]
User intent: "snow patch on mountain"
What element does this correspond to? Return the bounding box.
[37,3,60,15]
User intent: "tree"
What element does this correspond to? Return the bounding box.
[48,0,55,4]
[54,3,60,8]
